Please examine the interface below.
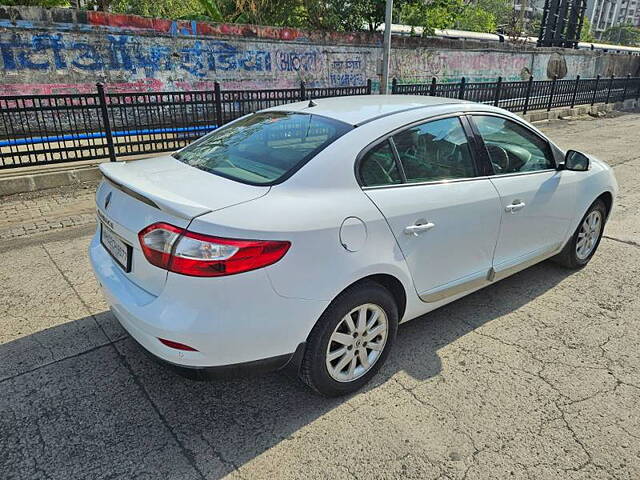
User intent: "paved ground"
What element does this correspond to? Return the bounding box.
[1,113,639,480]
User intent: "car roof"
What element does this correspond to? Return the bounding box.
[262,95,470,126]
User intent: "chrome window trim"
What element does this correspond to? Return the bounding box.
[486,168,558,180]
[362,175,490,191]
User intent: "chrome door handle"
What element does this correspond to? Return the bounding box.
[404,222,435,236]
[505,201,526,213]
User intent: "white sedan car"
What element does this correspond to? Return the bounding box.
[90,95,617,396]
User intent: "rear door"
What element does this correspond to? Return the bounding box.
[469,114,576,279]
[361,115,502,302]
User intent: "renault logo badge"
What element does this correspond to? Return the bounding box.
[104,192,112,210]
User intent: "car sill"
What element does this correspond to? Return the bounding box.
[419,243,564,303]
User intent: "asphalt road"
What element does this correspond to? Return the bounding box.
[1,112,639,480]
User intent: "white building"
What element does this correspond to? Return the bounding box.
[587,0,640,37]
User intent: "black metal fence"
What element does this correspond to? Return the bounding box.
[1,75,638,169]
[0,81,372,169]
[392,74,640,114]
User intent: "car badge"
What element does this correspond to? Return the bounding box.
[104,191,112,210]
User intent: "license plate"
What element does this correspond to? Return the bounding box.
[100,223,132,272]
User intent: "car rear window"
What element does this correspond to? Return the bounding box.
[173,112,352,185]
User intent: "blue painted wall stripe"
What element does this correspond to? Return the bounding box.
[0,124,216,147]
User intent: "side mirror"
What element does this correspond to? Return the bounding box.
[563,150,590,171]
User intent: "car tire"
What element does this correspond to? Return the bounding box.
[299,281,398,397]
[553,199,607,269]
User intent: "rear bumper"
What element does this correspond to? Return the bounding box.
[89,230,327,371]
[131,331,306,380]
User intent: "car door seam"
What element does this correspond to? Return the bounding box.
[487,177,506,269]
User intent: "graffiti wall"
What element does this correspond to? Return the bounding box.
[0,6,638,95]
[391,49,532,83]
[0,30,378,94]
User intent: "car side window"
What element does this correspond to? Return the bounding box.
[392,117,475,183]
[359,140,402,187]
[473,115,555,174]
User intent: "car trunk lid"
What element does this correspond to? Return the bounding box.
[96,156,270,295]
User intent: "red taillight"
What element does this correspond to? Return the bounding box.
[158,338,198,351]
[138,222,290,277]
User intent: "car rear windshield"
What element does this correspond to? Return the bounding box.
[173,112,352,185]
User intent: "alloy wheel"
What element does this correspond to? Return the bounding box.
[325,303,389,382]
[576,210,603,260]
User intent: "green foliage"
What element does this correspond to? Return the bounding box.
[455,5,496,32]
[232,0,306,27]
[304,0,404,32]
[0,0,69,6]
[473,0,511,27]
[580,17,595,43]
[194,0,223,21]
[401,0,510,35]
[106,0,207,19]
[601,23,640,46]
[0,0,521,37]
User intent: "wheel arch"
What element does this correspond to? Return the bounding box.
[596,191,613,219]
[287,272,409,379]
[339,273,408,321]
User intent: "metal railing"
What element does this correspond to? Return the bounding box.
[391,74,640,114]
[1,75,637,169]
[0,81,372,169]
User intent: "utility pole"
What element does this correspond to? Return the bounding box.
[380,0,394,94]
[519,0,528,35]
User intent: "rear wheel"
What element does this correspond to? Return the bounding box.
[299,282,398,397]
[554,199,607,269]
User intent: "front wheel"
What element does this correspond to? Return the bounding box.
[299,281,398,397]
[554,199,607,269]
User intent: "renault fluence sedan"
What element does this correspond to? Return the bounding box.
[90,95,617,396]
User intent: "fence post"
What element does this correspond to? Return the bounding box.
[96,82,116,163]
[570,75,580,108]
[300,81,306,101]
[391,78,397,94]
[367,78,373,95]
[458,77,466,100]
[605,74,614,105]
[493,76,502,107]
[214,81,223,127]
[591,74,600,106]
[622,73,630,102]
[547,75,557,112]
[429,77,437,96]
[523,76,534,114]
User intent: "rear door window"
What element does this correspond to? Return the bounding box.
[173,112,352,185]
[392,117,476,183]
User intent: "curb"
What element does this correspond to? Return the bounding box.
[0,164,103,197]
[519,99,640,123]
[1,100,639,197]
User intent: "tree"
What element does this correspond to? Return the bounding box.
[455,5,496,32]
[400,0,509,35]
[601,23,640,46]
[0,0,70,6]
[107,0,205,18]
[472,0,511,28]
[304,0,407,32]
[580,17,595,43]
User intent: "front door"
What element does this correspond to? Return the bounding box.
[470,115,576,278]
[360,116,502,302]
